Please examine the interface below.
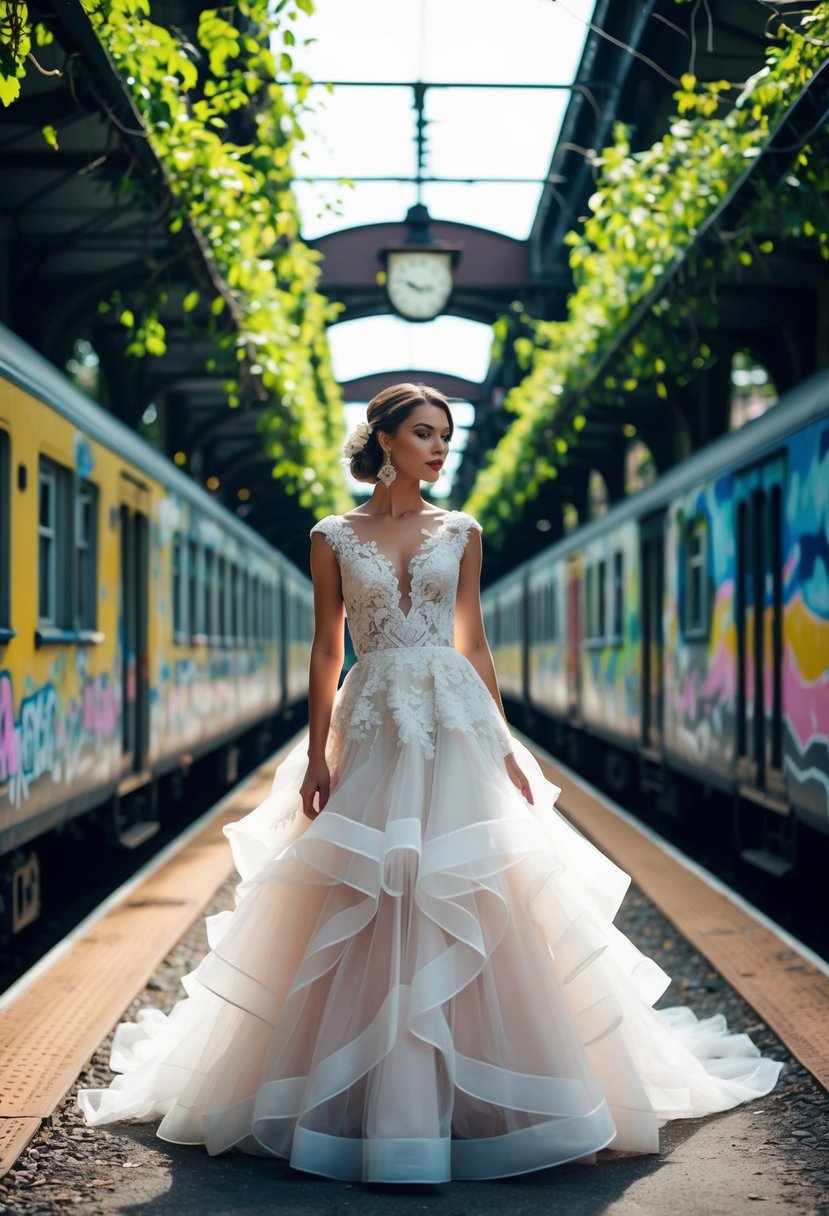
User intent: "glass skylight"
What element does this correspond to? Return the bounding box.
[328,315,494,385]
[289,0,597,492]
[291,0,596,242]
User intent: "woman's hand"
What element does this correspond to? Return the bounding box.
[300,760,331,820]
[505,752,534,805]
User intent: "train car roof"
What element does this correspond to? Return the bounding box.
[0,321,309,578]
[516,366,829,580]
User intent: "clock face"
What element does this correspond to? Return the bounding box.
[386,250,453,321]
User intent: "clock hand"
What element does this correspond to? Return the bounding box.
[404,280,428,292]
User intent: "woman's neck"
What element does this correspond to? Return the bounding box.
[355,478,435,519]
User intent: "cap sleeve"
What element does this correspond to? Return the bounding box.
[309,515,342,557]
[452,510,483,552]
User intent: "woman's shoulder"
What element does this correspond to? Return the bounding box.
[447,509,482,535]
[309,515,346,543]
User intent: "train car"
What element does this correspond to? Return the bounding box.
[487,565,525,702]
[0,322,313,936]
[483,367,829,872]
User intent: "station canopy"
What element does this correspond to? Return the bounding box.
[289,0,595,497]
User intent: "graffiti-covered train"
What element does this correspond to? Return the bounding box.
[0,321,314,937]
[483,369,829,875]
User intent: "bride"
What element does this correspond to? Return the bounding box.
[78,382,781,1183]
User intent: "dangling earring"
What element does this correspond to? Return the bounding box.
[377,448,397,487]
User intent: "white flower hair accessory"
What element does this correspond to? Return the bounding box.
[341,421,373,459]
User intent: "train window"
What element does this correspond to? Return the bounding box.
[261,579,269,642]
[224,558,233,644]
[172,535,184,636]
[187,539,199,637]
[596,560,607,641]
[74,480,98,629]
[549,579,558,642]
[229,565,237,643]
[38,459,99,634]
[234,564,244,645]
[38,460,61,625]
[204,549,215,642]
[0,429,9,630]
[684,516,708,636]
[249,573,258,642]
[217,555,226,641]
[242,568,251,643]
[584,566,594,642]
[611,552,624,644]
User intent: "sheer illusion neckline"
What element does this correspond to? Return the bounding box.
[337,510,458,619]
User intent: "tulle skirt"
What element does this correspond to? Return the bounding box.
[78,650,782,1183]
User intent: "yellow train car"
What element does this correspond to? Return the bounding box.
[0,322,312,936]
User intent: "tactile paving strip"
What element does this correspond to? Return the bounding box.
[531,741,829,1092]
[0,1118,40,1176]
[0,744,290,1174]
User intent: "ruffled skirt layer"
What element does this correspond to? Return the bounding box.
[78,650,782,1182]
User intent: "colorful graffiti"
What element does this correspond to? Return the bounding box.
[578,524,641,741]
[665,415,829,823]
[0,657,120,809]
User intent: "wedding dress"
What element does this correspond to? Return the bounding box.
[78,510,781,1182]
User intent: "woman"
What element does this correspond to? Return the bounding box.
[79,383,781,1183]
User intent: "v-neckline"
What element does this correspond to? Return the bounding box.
[337,511,456,620]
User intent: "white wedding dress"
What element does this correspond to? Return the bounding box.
[78,510,781,1182]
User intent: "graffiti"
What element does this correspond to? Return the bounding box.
[663,420,829,820]
[0,666,120,809]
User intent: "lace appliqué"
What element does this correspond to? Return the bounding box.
[330,648,514,760]
[310,512,477,656]
[309,511,514,759]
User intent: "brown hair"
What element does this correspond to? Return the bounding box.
[350,383,455,484]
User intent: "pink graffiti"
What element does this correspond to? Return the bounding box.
[782,647,829,749]
[783,543,799,586]
[701,643,737,703]
[675,668,699,719]
[0,671,19,783]
[82,677,119,738]
[0,669,121,807]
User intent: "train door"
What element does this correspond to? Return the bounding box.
[119,478,151,779]
[734,457,786,804]
[566,554,582,722]
[640,513,665,754]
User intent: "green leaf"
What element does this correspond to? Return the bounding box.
[0,76,22,107]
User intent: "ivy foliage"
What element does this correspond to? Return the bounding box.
[464,6,829,541]
[1,0,351,516]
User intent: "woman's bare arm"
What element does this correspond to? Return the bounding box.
[454,528,533,803]
[301,534,345,816]
[454,528,508,722]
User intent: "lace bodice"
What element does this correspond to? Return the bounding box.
[309,510,513,759]
[310,510,480,659]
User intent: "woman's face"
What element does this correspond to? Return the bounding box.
[381,403,451,484]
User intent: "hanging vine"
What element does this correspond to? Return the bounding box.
[464,4,829,540]
[1,0,351,516]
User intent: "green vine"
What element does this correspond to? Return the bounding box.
[1,0,351,516]
[464,5,829,540]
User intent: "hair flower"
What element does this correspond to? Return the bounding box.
[342,421,373,459]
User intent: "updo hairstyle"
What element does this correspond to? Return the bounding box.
[350,383,455,484]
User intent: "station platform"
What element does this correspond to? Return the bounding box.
[1,736,827,1215]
